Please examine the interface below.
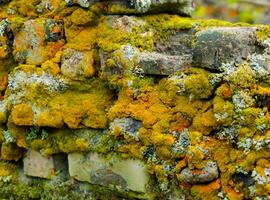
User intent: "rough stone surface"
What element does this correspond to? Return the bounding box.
[138,51,192,75]
[23,150,55,179]
[61,48,95,80]
[0,1,270,199]
[65,0,194,15]
[100,29,194,76]
[68,152,150,193]
[179,161,219,184]
[13,19,65,65]
[192,27,257,70]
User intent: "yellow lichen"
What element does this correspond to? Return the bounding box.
[10,103,34,126]
[190,179,221,200]
[1,143,22,161]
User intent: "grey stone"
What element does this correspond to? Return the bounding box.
[68,152,150,193]
[138,51,192,75]
[65,0,95,7]
[23,150,55,179]
[192,27,257,71]
[178,161,219,184]
[155,30,194,56]
[100,42,193,76]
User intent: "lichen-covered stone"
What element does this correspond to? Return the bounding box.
[1,143,22,161]
[68,152,150,194]
[110,118,142,140]
[178,161,219,184]
[7,65,113,129]
[0,19,13,59]
[65,0,194,15]
[13,19,65,65]
[193,27,257,70]
[61,48,95,80]
[0,1,270,199]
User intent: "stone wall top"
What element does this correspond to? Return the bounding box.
[66,0,194,15]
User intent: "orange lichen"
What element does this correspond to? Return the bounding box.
[216,83,232,99]
[10,103,34,126]
[37,111,64,128]
[252,84,270,96]
[190,179,221,200]
[224,186,243,200]
[191,109,218,135]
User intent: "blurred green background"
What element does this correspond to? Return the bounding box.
[193,0,270,24]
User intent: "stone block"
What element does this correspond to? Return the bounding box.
[7,66,112,129]
[192,27,257,70]
[61,48,95,80]
[14,19,65,65]
[23,150,55,179]
[138,51,192,75]
[68,152,150,193]
[178,161,219,184]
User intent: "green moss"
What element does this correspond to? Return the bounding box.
[0,162,18,184]
[0,181,95,200]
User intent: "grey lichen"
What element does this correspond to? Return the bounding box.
[250,53,270,79]
[0,19,10,37]
[131,0,151,13]
[171,129,190,157]
[3,130,15,143]
[110,118,142,141]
